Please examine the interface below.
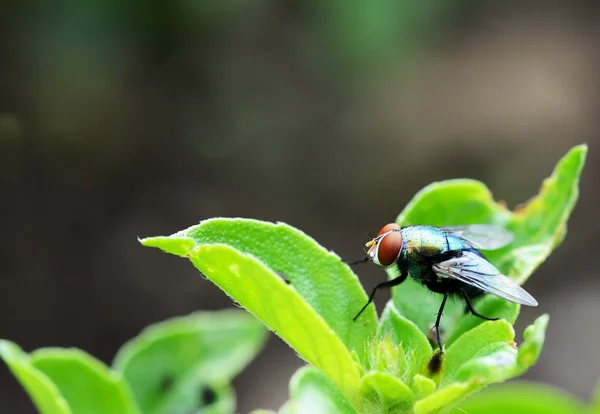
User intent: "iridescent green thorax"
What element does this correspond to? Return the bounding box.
[400,225,466,264]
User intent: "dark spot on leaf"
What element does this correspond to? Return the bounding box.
[159,375,174,393]
[426,351,444,375]
[276,272,291,284]
[200,386,217,406]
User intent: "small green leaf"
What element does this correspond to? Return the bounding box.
[30,348,140,414]
[411,374,436,400]
[113,309,266,414]
[186,244,360,399]
[0,340,71,414]
[391,145,586,342]
[364,334,407,379]
[141,218,376,360]
[378,301,432,382]
[358,371,415,414]
[515,313,549,375]
[249,410,277,414]
[442,320,514,386]
[452,342,517,384]
[285,366,356,414]
[450,382,585,414]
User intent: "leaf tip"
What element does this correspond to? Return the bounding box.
[138,235,196,257]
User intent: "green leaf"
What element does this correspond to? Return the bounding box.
[378,301,432,383]
[357,371,415,414]
[30,348,140,414]
[141,218,376,360]
[411,374,436,400]
[415,314,549,414]
[0,340,71,414]
[391,145,586,342]
[172,243,360,400]
[514,313,548,375]
[415,381,480,414]
[113,310,266,414]
[450,382,585,414]
[285,366,356,414]
[442,320,514,386]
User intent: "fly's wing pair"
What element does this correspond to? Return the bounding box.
[442,224,513,250]
[433,251,538,306]
[436,224,538,306]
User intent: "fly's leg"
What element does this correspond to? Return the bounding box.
[461,288,499,321]
[434,293,448,353]
[345,256,370,266]
[353,270,407,321]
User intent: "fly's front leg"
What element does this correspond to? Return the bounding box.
[353,270,407,321]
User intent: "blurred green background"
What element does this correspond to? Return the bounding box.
[1,0,598,411]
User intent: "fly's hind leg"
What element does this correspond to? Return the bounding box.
[433,293,449,353]
[461,288,499,321]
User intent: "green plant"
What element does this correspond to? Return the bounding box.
[0,310,267,414]
[1,145,586,413]
[140,144,586,413]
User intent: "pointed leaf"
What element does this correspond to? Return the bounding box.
[141,218,376,359]
[113,310,266,414]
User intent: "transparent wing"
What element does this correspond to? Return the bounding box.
[442,224,513,250]
[433,251,538,306]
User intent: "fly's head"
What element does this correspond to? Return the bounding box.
[366,223,403,267]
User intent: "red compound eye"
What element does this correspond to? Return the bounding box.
[377,223,400,237]
[377,230,403,267]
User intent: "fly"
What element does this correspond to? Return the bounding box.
[352,223,538,353]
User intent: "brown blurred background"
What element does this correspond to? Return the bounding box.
[1,0,599,412]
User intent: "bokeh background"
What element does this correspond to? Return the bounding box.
[1,1,599,412]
